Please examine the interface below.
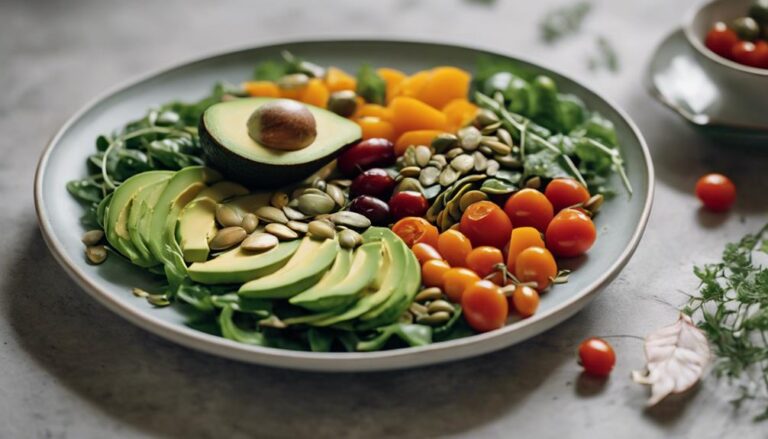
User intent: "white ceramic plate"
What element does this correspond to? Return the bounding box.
[35,40,653,371]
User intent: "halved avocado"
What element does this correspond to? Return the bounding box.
[188,239,301,285]
[200,98,361,188]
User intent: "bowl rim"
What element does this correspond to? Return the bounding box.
[33,38,655,371]
[683,0,768,77]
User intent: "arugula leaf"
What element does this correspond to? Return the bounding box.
[307,328,335,352]
[253,60,291,81]
[523,148,572,180]
[355,63,386,105]
[67,177,104,204]
[356,323,432,351]
[218,305,268,346]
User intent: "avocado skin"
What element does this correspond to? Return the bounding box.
[199,118,356,189]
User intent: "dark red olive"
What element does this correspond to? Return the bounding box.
[350,168,396,199]
[336,138,396,176]
[349,195,391,226]
[389,191,428,220]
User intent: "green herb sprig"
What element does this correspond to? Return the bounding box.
[539,1,592,44]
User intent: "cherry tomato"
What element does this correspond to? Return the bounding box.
[695,173,736,212]
[389,191,429,220]
[731,41,761,67]
[511,285,540,318]
[461,280,509,333]
[578,337,616,377]
[545,178,590,212]
[503,189,554,233]
[460,201,513,249]
[336,138,395,176]
[515,246,557,290]
[349,195,391,226]
[465,246,504,278]
[350,168,396,199]
[392,217,439,248]
[411,243,442,265]
[754,41,768,69]
[437,230,473,267]
[705,22,740,59]
[443,267,480,303]
[545,208,597,258]
[506,226,546,272]
[422,259,451,288]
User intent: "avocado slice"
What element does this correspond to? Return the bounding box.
[290,242,382,312]
[177,181,249,263]
[200,98,361,188]
[188,239,301,285]
[105,170,174,267]
[238,237,339,299]
[127,176,172,265]
[147,166,222,285]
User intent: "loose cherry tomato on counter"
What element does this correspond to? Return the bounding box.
[389,191,429,220]
[459,201,513,249]
[578,337,616,377]
[422,259,451,288]
[506,226,546,272]
[695,173,736,212]
[545,178,591,212]
[411,243,442,265]
[503,189,554,233]
[704,22,740,59]
[511,285,540,318]
[465,246,504,278]
[350,168,396,199]
[392,216,439,248]
[349,195,391,226]
[336,138,396,176]
[545,208,596,258]
[461,280,509,333]
[515,246,557,290]
[443,267,481,302]
[437,229,473,267]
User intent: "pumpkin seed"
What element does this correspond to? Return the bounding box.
[403,146,418,167]
[147,294,171,307]
[85,245,107,264]
[423,184,441,200]
[338,229,362,249]
[277,73,309,90]
[286,220,309,234]
[270,191,290,209]
[409,302,429,316]
[481,178,517,195]
[447,198,462,220]
[431,133,458,152]
[427,300,455,314]
[425,192,446,223]
[300,187,327,197]
[210,227,247,250]
[486,160,500,176]
[481,122,502,134]
[417,311,451,325]
[415,287,442,302]
[450,154,474,174]
[325,184,346,206]
[329,179,352,188]
[438,166,460,187]
[430,154,447,168]
[314,213,333,222]
[497,128,513,146]
[395,156,406,169]
[265,223,299,240]
[308,219,336,240]
[81,229,104,246]
[479,145,494,156]
[132,288,150,298]
[584,194,604,214]
[395,177,423,194]
[415,145,432,167]
[256,206,289,224]
[287,198,300,208]
[439,209,454,230]
[458,126,481,151]
[312,178,327,191]
[241,213,259,233]
[525,176,542,189]
[291,186,308,200]
[400,166,421,178]
[419,166,440,187]
[258,315,287,329]
[216,204,243,228]
[483,139,512,156]
[446,148,466,161]
[283,206,308,221]
[297,193,335,216]
[474,108,500,127]
[459,190,489,211]
[330,211,371,229]
[241,232,279,251]
[496,155,522,169]
[327,90,358,117]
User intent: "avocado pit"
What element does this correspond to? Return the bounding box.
[247,99,317,151]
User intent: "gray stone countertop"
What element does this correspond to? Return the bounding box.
[1,0,767,437]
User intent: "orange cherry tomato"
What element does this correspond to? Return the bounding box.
[392,217,439,248]
[422,259,451,288]
[695,173,736,212]
[465,246,504,278]
[544,178,590,212]
[506,226,546,272]
[443,267,480,303]
[503,189,554,233]
[411,243,442,265]
[578,337,616,377]
[459,201,512,249]
[437,229,473,267]
[545,208,596,258]
[511,285,540,317]
[514,246,557,290]
[461,280,509,333]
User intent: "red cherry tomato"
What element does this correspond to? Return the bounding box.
[459,201,513,249]
[465,246,504,278]
[544,178,591,212]
[753,40,768,69]
[389,191,429,220]
[461,280,509,333]
[545,208,597,258]
[704,22,740,59]
[695,173,736,212]
[503,189,554,232]
[732,41,761,67]
[578,337,616,377]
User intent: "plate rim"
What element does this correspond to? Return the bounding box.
[34,38,655,371]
